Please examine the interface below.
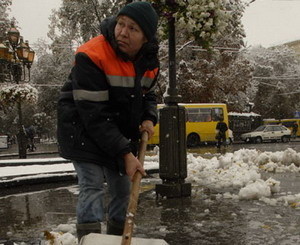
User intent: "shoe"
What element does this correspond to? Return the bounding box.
[107,219,125,235]
[76,222,101,243]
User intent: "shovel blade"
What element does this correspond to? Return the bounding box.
[79,233,168,245]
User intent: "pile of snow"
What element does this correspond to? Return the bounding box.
[43,224,77,245]
[186,148,300,202]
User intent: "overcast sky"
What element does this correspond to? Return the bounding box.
[242,0,300,47]
[9,0,61,45]
[9,0,300,48]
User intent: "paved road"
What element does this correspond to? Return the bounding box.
[187,139,300,158]
[1,172,299,245]
[0,142,59,160]
[1,139,300,159]
[0,140,300,244]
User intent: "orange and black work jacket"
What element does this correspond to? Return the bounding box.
[57,18,159,174]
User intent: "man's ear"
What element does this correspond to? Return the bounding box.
[143,36,148,44]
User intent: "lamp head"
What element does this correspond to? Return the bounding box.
[7,21,20,47]
[0,39,9,62]
[16,37,29,60]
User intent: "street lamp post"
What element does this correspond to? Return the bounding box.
[0,21,35,159]
[155,0,191,198]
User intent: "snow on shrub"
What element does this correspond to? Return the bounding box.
[0,83,38,105]
[151,0,229,49]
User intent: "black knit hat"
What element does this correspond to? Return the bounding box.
[117,2,158,41]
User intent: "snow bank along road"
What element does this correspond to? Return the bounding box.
[0,155,160,189]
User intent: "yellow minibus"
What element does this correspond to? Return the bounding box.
[148,103,229,147]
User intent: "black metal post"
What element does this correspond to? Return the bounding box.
[164,16,179,104]
[17,100,27,159]
[13,63,27,159]
[155,3,191,198]
[3,22,34,159]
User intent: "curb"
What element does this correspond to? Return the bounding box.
[0,158,70,167]
[0,169,159,189]
[0,172,77,189]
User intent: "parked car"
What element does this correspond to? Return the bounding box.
[240,125,291,143]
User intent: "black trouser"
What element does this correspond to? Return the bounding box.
[217,133,226,148]
[27,137,35,151]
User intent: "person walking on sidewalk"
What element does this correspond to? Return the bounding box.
[57,2,159,242]
[292,121,298,139]
[25,125,36,152]
[215,117,228,148]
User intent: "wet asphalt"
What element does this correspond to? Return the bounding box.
[0,142,300,244]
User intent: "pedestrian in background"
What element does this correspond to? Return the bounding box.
[57,1,159,242]
[292,121,298,139]
[25,125,36,152]
[216,117,228,148]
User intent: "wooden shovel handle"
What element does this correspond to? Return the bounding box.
[121,131,148,245]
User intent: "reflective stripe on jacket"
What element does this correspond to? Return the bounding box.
[73,35,158,103]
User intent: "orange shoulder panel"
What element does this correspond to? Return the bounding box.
[76,35,135,77]
[144,67,159,79]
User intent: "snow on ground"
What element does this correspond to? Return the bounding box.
[0,163,74,178]
[1,147,300,245]
[186,147,300,208]
[186,147,300,200]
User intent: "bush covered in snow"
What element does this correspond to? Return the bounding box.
[0,83,38,106]
[152,0,229,48]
